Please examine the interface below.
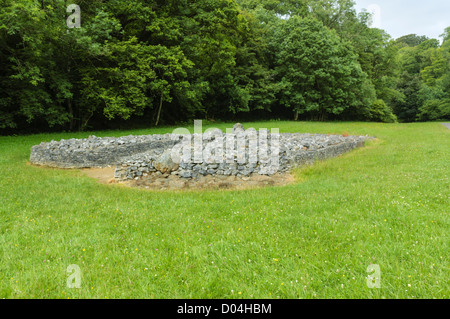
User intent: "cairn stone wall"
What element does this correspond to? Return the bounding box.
[29,134,181,169]
[29,124,373,181]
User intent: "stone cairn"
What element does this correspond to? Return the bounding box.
[30,124,373,183]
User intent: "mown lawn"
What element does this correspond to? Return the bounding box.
[0,121,448,299]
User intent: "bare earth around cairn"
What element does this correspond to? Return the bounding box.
[82,167,296,191]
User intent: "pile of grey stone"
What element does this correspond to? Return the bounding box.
[30,134,180,169]
[30,124,373,181]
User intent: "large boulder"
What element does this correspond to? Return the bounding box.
[233,123,245,134]
[153,149,179,174]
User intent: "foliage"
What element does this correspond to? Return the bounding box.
[417,99,450,121]
[396,34,430,47]
[391,37,450,122]
[0,0,449,133]
[272,16,369,120]
[368,99,397,123]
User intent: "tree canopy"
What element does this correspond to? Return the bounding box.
[0,0,449,133]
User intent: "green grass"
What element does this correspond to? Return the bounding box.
[0,121,448,299]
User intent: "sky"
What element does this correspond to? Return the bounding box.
[353,0,450,41]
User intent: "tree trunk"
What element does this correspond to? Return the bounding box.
[67,99,74,131]
[155,90,164,126]
[320,110,327,122]
[294,110,299,121]
[81,112,93,131]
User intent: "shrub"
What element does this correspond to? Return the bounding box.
[369,99,398,123]
[417,99,450,121]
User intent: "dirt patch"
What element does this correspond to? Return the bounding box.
[81,167,117,184]
[129,172,296,191]
[81,167,295,191]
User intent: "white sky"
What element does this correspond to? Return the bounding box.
[353,0,450,41]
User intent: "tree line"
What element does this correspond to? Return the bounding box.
[1,0,449,134]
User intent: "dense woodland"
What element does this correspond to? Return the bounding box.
[1,0,449,133]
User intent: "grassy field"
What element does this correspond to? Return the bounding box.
[0,121,448,299]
